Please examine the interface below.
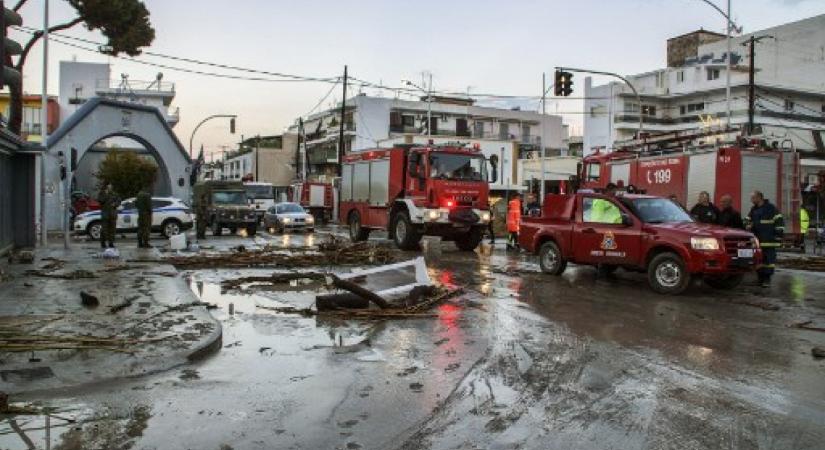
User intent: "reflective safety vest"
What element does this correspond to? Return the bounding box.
[747,200,783,247]
[507,199,521,233]
[590,198,622,224]
[800,208,810,234]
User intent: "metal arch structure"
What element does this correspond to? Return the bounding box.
[44,97,192,230]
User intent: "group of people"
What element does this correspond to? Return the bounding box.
[484,192,541,250]
[685,190,784,287]
[96,184,153,250]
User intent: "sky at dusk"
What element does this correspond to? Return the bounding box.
[9,0,824,159]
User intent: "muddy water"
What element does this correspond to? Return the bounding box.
[2,233,825,450]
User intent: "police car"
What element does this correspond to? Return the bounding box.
[74,197,194,240]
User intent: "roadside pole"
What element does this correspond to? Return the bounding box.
[725,0,731,128]
[337,65,348,177]
[540,72,546,203]
[743,35,773,135]
[556,66,643,138]
[40,0,49,247]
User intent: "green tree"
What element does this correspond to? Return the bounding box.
[8,0,155,135]
[96,150,157,200]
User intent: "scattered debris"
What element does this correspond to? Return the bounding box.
[316,293,370,311]
[80,291,100,308]
[779,256,825,272]
[0,333,151,354]
[728,299,779,311]
[110,295,140,313]
[221,272,327,290]
[25,268,97,279]
[329,274,390,309]
[813,347,825,359]
[789,321,825,332]
[154,240,395,269]
[8,250,35,264]
[39,257,66,271]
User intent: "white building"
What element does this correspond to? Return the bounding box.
[58,60,179,128]
[289,94,567,192]
[584,14,825,156]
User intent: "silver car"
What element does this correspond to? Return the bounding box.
[263,202,315,233]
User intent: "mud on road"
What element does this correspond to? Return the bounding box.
[2,232,825,450]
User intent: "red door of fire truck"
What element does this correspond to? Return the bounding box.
[572,195,642,266]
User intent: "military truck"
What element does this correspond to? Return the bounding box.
[193,180,259,236]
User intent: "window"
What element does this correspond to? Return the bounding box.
[784,99,795,111]
[582,197,622,224]
[686,103,704,113]
[151,199,172,209]
[676,71,685,83]
[473,121,485,137]
[428,153,487,182]
[276,203,305,214]
[707,69,720,81]
[585,163,601,182]
[680,105,686,115]
[499,123,510,139]
[641,105,656,116]
[821,104,825,113]
[401,115,415,127]
[521,124,531,139]
[120,201,135,211]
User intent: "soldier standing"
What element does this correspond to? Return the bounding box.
[136,190,152,248]
[98,184,118,248]
[196,192,209,240]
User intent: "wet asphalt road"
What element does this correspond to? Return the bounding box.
[3,229,825,450]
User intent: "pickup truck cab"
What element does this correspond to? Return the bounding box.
[519,193,761,294]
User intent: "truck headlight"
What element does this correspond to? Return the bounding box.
[480,211,491,222]
[426,210,440,221]
[691,237,719,250]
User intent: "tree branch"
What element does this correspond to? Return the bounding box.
[12,0,28,12]
[15,17,84,70]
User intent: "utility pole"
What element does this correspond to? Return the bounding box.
[296,118,304,181]
[41,0,50,247]
[540,72,546,203]
[255,135,260,181]
[427,72,433,138]
[725,0,732,128]
[743,35,773,135]
[337,65,348,177]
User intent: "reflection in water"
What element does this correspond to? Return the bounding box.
[791,275,806,303]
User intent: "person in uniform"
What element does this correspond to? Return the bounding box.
[98,184,118,248]
[136,190,152,248]
[746,190,783,287]
[506,193,521,250]
[716,194,744,229]
[690,191,720,224]
[196,192,209,240]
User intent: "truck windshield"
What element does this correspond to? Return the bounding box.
[429,154,487,182]
[213,191,247,205]
[627,198,693,223]
[245,185,275,199]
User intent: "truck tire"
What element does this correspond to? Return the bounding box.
[455,227,483,251]
[392,211,421,250]
[246,224,257,237]
[648,252,690,295]
[705,274,744,290]
[211,220,223,236]
[348,211,370,242]
[539,241,567,275]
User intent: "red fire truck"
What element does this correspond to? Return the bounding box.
[579,129,802,246]
[339,144,496,251]
[290,181,335,224]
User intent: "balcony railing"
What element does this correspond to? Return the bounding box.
[95,78,176,94]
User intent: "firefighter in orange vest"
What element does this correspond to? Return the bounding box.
[506,193,521,250]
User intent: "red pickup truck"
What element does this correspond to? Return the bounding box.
[519,193,761,294]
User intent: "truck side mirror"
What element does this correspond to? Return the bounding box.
[621,213,633,227]
[408,162,419,178]
[489,155,498,184]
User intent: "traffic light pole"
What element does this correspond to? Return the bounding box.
[42,0,51,247]
[557,67,644,137]
[189,114,237,159]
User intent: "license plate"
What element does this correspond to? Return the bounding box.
[737,249,754,258]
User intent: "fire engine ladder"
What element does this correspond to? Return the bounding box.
[613,126,742,154]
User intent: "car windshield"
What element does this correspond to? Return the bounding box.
[277,203,305,214]
[213,191,247,205]
[245,185,275,199]
[626,197,693,223]
[429,153,487,181]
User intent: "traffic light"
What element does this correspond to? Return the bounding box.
[1,1,23,90]
[554,70,573,97]
[230,117,236,134]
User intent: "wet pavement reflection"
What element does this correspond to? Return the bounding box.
[2,230,825,450]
